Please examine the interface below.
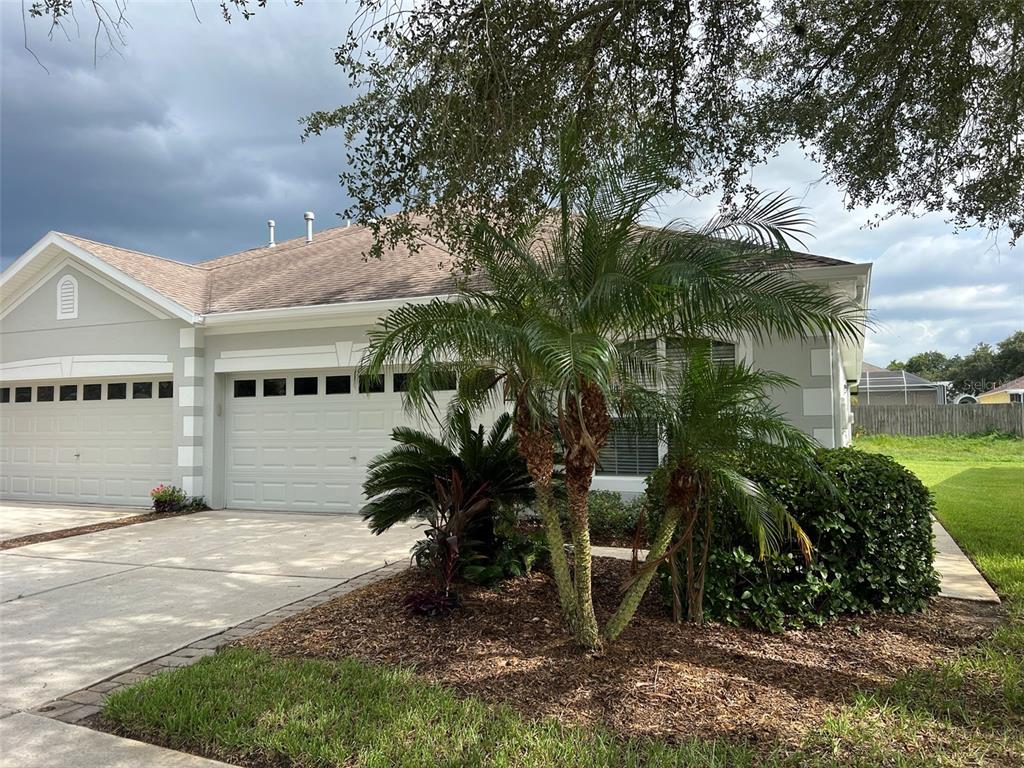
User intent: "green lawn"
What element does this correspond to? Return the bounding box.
[103,434,1024,767]
[856,433,1024,602]
[105,647,768,768]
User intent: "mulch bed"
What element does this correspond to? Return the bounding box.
[240,558,1004,749]
[0,510,197,550]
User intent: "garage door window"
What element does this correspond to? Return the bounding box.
[263,378,287,397]
[325,375,350,394]
[359,374,385,394]
[15,386,32,403]
[59,385,77,401]
[107,383,126,400]
[84,384,102,400]
[37,385,55,402]
[0,388,8,403]
[133,382,153,399]
[294,376,318,396]
[158,381,174,398]
[234,379,256,398]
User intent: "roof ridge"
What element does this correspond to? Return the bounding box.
[57,232,212,272]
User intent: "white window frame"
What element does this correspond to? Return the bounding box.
[56,275,79,320]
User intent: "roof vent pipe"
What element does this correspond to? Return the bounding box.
[267,219,276,247]
[304,211,315,244]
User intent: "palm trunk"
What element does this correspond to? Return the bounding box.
[560,380,611,650]
[600,503,683,644]
[514,411,577,632]
[688,505,712,626]
[565,477,600,648]
[686,504,713,624]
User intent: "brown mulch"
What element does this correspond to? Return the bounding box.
[240,558,1004,748]
[0,510,197,550]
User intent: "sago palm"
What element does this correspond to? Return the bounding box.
[363,140,865,649]
[361,409,533,538]
[603,346,820,642]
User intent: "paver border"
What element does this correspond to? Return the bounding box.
[31,560,408,725]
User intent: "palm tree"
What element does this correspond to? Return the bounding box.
[362,142,864,649]
[361,409,533,538]
[602,347,819,643]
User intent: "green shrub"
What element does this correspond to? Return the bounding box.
[644,448,941,631]
[557,490,646,544]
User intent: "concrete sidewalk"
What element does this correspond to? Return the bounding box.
[0,712,233,767]
[933,517,1001,603]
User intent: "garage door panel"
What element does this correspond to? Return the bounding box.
[323,411,351,431]
[0,382,174,507]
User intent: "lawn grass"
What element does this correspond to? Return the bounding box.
[104,647,769,768]
[816,433,1024,766]
[856,433,1024,602]
[102,434,1024,768]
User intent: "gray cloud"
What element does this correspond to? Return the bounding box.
[1,1,356,262]
[2,2,1020,363]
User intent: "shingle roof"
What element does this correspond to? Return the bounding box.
[57,233,210,314]
[201,225,461,313]
[53,223,855,316]
[981,374,1024,395]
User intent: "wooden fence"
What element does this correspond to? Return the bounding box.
[853,404,1024,437]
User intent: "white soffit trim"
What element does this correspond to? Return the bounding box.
[0,232,200,324]
[0,354,173,382]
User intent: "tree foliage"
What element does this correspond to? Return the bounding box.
[889,330,1024,394]
[301,0,1024,255]
[27,1,1024,251]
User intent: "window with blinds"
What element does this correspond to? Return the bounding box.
[56,275,78,320]
[594,340,736,477]
[665,339,736,370]
[596,421,660,476]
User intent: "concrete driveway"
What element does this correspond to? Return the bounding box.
[0,502,138,541]
[0,504,418,760]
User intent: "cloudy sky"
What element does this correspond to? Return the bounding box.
[2,1,1020,364]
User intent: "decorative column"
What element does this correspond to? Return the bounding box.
[175,327,205,498]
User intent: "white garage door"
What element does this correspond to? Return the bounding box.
[224,370,452,513]
[0,379,175,506]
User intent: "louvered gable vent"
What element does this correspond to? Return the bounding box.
[56,275,78,320]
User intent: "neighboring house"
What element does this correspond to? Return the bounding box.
[977,375,1024,404]
[0,220,871,511]
[857,362,947,405]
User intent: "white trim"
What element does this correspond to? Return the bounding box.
[178,385,203,407]
[0,232,200,325]
[213,342,376,373]
[56,274,79,320]
[813,428,836,448]
[802,388,833,417]
[177,446,203,468]
[182,415,204,437]
[181,476,203,497]
[0,354,173,382]
[220,344,334,359]
[591,475,646,495]
[1,257,173,323]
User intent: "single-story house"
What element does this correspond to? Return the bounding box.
[977,375,1024,404]
[0,219,871,511]
[857,362,947,405]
